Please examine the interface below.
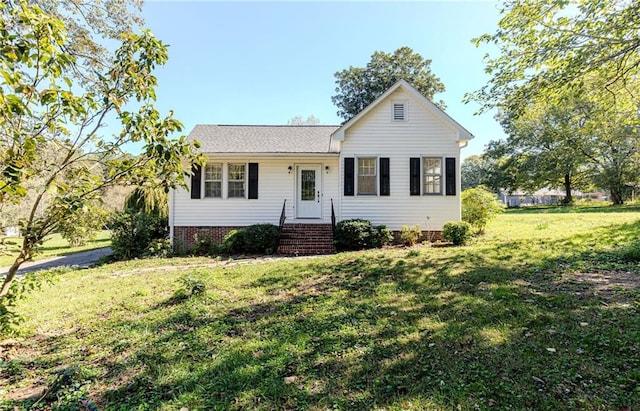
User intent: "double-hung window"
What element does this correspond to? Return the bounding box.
[357,157,377,195]
[423,157,442,194]
[228,163,246,198]
[204,163,222,198]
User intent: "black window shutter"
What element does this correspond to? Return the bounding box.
[190,164,202,199]
[410,157,421,196]
[344,158,354,196]
[248,163,259,199]
[380,157,390,196]
[445,157,456,196]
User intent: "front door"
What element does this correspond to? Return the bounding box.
[296,164,322,219]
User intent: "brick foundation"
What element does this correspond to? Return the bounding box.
[174,226,444,252]
[173,226,243,251]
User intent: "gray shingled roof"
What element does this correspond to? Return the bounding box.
[188,125,340,154]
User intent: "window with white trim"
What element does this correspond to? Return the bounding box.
[204,163,222,198]
[357,157,377,195]
[392,100,407,121]
[423,157,442,194]
[228,163,246,198]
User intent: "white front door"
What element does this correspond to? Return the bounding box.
[296,164,322,219]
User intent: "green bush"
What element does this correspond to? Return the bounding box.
[334,219,393,251]
[58,203,107,247]
[110,211,168,260]
[442,221,472,245]
[400,224,421,246]
[144,238,173,258]
[371,225,394,248]
[222,224,280,254]
[462,186,505,234]
[192,234,214,256]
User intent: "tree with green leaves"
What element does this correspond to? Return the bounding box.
[493,93,591,204]
[125,186,169,218]
[478,140,522,195]
[470,0,640,116]
[332,47,445,121]
[470,0,640,204]
[461,155,490,191]
[0,3,202,308]
[574,81,640,204]
[30,0,144,83]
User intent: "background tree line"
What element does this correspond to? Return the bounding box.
[464,0,640,205]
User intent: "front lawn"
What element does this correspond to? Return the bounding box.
[1,207,639,410]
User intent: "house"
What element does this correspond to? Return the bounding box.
[169,80,473,254]
[500,188,610,207]
[500,188,572,207]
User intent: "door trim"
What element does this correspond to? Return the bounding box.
[295,164,322,219]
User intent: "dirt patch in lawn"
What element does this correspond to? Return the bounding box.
[561,270,639,302]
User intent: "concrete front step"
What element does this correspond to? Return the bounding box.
[277,224,335,255]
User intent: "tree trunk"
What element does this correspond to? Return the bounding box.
[563,173,573,204]
[0,254,26,300]
[0,236,33,301]
[610,189,624,205]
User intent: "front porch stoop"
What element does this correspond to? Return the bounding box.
[277,224,335,255]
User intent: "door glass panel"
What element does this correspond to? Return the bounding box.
[301,170,315,201]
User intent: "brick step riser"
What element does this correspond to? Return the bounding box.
[281,225,333,228]
[278,241,334,245]
[281,235,332,238]
[280,235,333,241]
[277,249,335,255]
[278,224,335,255]
[281,232,333,235]
[279,246,334,248]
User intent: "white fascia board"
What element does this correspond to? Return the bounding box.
[200,152,340,157]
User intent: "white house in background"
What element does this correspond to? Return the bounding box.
[169,80,474,253]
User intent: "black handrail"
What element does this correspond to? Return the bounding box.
[330,198,336,234]
[279,199,287,231]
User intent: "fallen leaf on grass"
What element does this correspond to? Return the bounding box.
[546,347,556,353]
[284,376,297,384]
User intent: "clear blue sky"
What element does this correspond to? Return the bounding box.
[140,1,505,158]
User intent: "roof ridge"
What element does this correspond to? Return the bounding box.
[196,124,340,128]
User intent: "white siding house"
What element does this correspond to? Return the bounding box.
[170,80,473,252]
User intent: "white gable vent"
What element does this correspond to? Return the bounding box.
[392,101,407,121]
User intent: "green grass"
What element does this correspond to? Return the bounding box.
[0,230,111,267]
[2,206,640,410]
